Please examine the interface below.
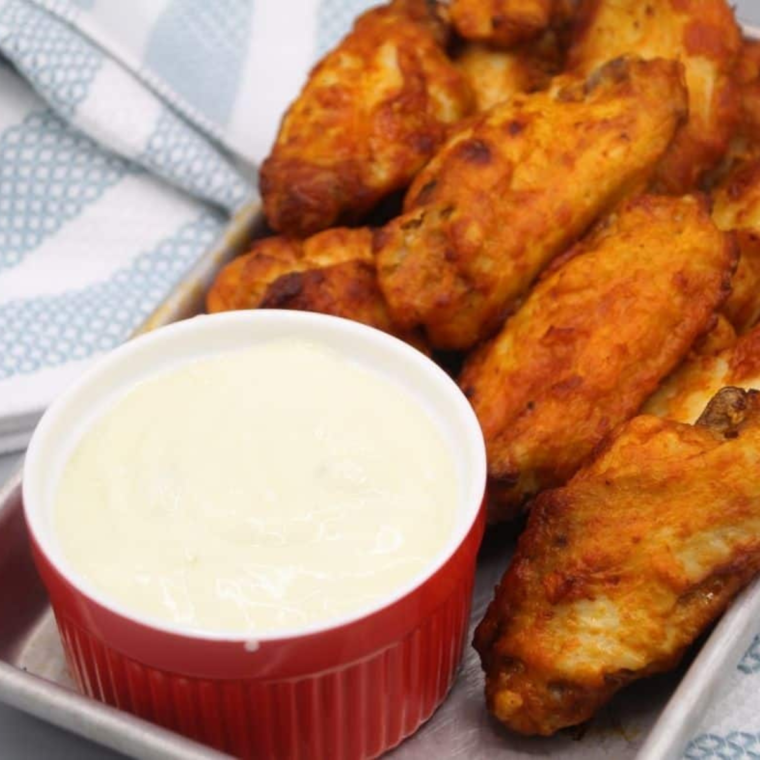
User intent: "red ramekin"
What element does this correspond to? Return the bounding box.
[23,311,487,759]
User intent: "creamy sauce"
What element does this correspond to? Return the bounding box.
[54,339,457,634]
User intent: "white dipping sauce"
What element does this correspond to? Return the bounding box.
[55,339,458,634]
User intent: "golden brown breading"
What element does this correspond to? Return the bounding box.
[207,229,370,312]
[474,387,760,736]
[454,32,563,112]
[450,0,553,47]
[459,195,736,522]
[644,325,760,423]
[207,236,304,313]
[259,0,473,237]
[568,0,741,193]
[206,228,417,343]
[738,39,760,144]
[721,232,760,333]
[713,158,760,231]
[712,159,760,333]
[692,313,738,356]
[375,57,687,350]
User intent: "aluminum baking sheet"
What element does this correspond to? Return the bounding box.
[4,21,760,751]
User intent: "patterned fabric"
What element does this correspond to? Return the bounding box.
[0,45,227,451]
[0,0,252,211]
[143,0,253,131]
[0,210,221,379]
[139,109,249,211]
[686,732,760,759]
[739,636,760,675]
[0,109,130,270]
[0,0,373,452]
[0,0,102,116]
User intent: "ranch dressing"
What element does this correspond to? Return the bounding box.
[54,339,457,634]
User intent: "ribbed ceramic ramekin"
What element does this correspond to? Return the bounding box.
[23,311,487,759]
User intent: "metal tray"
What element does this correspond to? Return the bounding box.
[3,448,760,760]
[5,27,760,748]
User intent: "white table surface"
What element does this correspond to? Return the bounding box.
[1,1,759,757]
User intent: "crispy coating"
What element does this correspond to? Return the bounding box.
[738,39,760,144]
[692,313,738,356]
[454,31,563,112]
[474,387,760,736]
[375,57,687,350]
[206,228,417,343]
[707,41,760,179]
[644,326,760,423]
[568,0,741,193]
[713,158,760,231]
[259,0,473,237]
[712,159,760,333]
[450,0,554,47]
[459,195,736,521]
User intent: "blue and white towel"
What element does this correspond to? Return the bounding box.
[0,0,382,452]
[685,636,760,759]
[1,0,760,754]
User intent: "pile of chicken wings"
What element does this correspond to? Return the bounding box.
[208,0,760,737]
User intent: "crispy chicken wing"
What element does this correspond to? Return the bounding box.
[260,0,473,237]
[449,0,553,48]
[206,227,417,343]
[568,0,741,193]
[474,387,760,736]
[644,326,760,423]
[375,57,687,350]
[712,159,760,333]
[459,195,736,521]
[455,31,563,112]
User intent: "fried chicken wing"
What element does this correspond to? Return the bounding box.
[459,195,735,522]
[260,0,473,237]
[455,32,563,112]
[644,325,760,424]
[568,0,741,193]
[712,159,760,333]
[474,387,760,736]
[449,0,553,48]
[375,57,687,350]
[206,227,417,343]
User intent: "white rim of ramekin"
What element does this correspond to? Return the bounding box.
[23,311,487,643]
